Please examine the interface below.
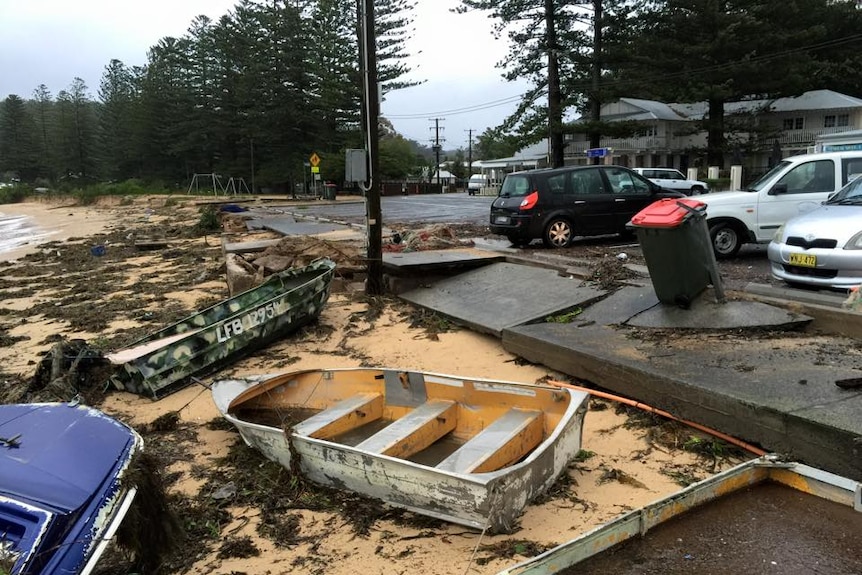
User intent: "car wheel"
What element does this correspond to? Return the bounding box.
[709,222,741,258]
[543,218,573,248]
[691,185,705,195]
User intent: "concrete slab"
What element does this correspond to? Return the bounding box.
[502,309,862,480]
[261,219,347,236]
[383,248,504,273]
[223,239,282,254]
[627,290,813,330]
[399,262,606,337]
[745,282,848,308]
[245,216,295,231]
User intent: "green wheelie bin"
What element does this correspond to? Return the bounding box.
[629,198,723,308]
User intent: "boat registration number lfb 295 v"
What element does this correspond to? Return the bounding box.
[216,301,282,342]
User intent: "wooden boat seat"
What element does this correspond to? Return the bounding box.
[355,400,457,458]
[293,393,384,440]
[436,408,544,474]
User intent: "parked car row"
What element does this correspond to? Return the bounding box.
[488,151,862,292]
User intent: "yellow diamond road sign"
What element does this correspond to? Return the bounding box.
[309,152,321,167]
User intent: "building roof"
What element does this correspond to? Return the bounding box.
[476,139,548,169]
[614,98,688,121]
[669,89,862,119]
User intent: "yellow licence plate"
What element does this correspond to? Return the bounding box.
[789,252,816,267]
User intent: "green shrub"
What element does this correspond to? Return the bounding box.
[0,184,28,204]
[195,205,221,232]
[704,178,732,192]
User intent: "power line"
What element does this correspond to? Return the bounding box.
[385,93,526,119]
[384,31,862,120]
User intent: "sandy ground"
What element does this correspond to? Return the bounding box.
[0,196,753,575]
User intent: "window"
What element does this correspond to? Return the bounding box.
[843,158,862,184]
[571,169,604,195]
[605,168,650,195]
[825,114,850,128]
[500,175,531,197]
[783,117,804,130]
[776,160,834,194]
[547,173,567,195]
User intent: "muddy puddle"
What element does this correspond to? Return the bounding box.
[568,481,862,574]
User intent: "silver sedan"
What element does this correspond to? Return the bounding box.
[768,178,862,290]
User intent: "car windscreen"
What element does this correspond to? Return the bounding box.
[747,161,791,192]
[826,175,862,204]
[499,175,531,198]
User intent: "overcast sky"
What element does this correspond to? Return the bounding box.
[0,0,529,149]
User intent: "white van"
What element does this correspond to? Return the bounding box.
[467,174,487,196]
[698,151,862,257]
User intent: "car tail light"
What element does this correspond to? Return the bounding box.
[519,191,539,210]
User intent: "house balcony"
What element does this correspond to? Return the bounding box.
[565,136,671,155]
[765,126,853,147]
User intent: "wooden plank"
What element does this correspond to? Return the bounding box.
[294,394,383,440]
[355,400,457,458]
[436,409,543,474]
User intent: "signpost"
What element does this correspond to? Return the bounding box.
[309,153,321,196]
[586,147,609,158]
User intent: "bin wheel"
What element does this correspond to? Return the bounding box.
[543,218,574,248]
[709,222,741,258]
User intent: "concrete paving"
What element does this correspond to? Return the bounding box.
[398,262,607,337]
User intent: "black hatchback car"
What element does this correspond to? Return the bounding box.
[489,165,685,247]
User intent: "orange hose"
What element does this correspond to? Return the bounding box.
[548,379,767,457]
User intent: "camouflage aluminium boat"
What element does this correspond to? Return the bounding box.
[108,258,336,399]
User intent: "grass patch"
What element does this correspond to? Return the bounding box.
[545,308,583,323]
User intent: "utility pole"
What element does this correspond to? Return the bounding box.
[589,0,603,165]
[249,138,255,193]
[430,118,444,184]
[466,129,473,177]
[359,0,383,295]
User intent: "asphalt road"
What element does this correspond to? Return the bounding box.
[270,191,494,226]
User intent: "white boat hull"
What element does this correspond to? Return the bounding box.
[212,370,590,532]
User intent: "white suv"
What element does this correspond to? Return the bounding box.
[699,151,862,258]
[632,168,709,195]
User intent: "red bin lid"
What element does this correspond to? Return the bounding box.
[630,198,706,228]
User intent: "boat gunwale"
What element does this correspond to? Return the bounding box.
[120,258,336,349]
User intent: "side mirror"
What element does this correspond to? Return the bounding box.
[769,183,788,196]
